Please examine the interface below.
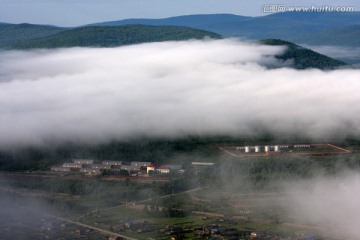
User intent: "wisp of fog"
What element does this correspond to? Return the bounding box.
[0,39,359,147]
[284,173,360,239]
[305,44,360,65]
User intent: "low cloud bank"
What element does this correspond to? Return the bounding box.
[0,39,359,148]
[304,44,360,64]
[285,173,360,239]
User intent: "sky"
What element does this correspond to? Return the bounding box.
[0,0,359,26]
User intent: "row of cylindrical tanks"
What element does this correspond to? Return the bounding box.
[236,145,286,153]
[236,144,311,153]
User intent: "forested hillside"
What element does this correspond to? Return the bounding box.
[10,25,222,49]
[260,39,347,69]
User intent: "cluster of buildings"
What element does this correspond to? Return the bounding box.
[51,159,184,176]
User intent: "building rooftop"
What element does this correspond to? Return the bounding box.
[131,161,152,165]
[80,168,101,171]
[191,162,215,166]
[102,160,122,164]
[162,165,183,170]
[73,159,94,163]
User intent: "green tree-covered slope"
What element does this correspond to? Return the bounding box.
[259,39,347,69]
[11,25,222,49]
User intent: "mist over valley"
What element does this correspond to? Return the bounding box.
[1,9,360,240]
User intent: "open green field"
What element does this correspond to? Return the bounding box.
[80,204,325,240]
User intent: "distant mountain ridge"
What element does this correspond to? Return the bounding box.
[0,13,353,69]
[2,12,360,48]
[295,24,360,47]
[91,12,360,47]
[91,14,251,29]
[0,23,66,48]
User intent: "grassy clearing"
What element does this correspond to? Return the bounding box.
[81,205,323,239]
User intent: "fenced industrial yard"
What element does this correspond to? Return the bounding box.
[219,143,351,158]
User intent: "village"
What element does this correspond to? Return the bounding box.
[45,158,327,240]
[2,140,349,240]
[51,159,186,177]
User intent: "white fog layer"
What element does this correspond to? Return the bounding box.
[0,39,359,147]
[285,174,360,239]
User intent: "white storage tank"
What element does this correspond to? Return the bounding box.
[254,146,260,153]
[245,146,250,153]
[264,146,270,152]
[274,145,279,152]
